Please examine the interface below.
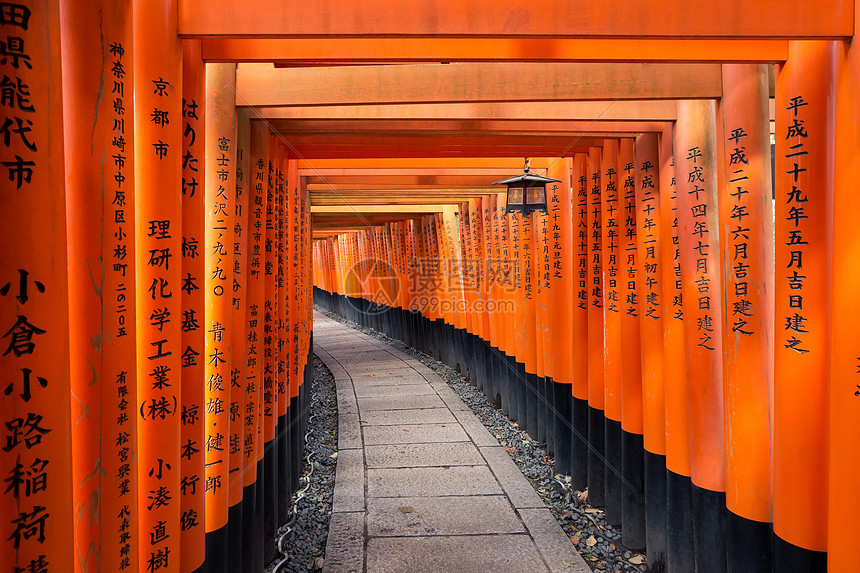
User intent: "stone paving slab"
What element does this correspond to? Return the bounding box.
[364,442,484,468]
[365,534,548,573]
[362,423,470,445]
[314,309,590,573]
[359,407,457,426]
[357,393,447,411]
[353,384,437,398]
[366,465,502,497]
[366,495,526,537]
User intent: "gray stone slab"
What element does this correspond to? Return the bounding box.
[367,465,502,498]
[365,534,548,573]
[332,448,365,513]
[366,495,525,537]
[337,388,359,415]
[429,383,471,411]
[338,413,362,450]
[360,407,457,426]
[362,423,470,445]
[357,393,446,411]
[519,507,592,573]
[351,375,426,386]
[480,446,546,509]
[322,511,364,573]
[451,408,503,447]
[346,366,417,377]
[353,384,436,398]
[365,442,484,468]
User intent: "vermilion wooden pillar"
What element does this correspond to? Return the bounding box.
[719,63,774,573]
[773,41,834,572]
[586,147,605,507]
[635,132,668,572]
[229,106,250,572]
[133,0,183,570]
[601,139,623,525]
[674,99,727,572]
[180,38,205,573]
[520,207,539,436]
[659,123,691,573]
[829,16,860,572]
[244,119,268,572]
[570,153,589,491]
[61,2,137,572]
[536,206,553,451]
[0,2,74,572]
[618,138,645,550]
[547,158,573,475]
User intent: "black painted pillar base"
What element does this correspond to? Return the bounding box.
[666,469,693,573]
[525,372,538,441]
[263,439,278,565]
[727,512,772,573]
[621,430,646,550]
[587,407,606,507]
[644,453,668,573]
[571,397,589,491]
[773,533,827,573]
[535,376,546,444]
[553,383,572,476]
[604,417,623,526]
[691,484,727,573]
[278,414,291,525]
[515,361,528,435]
[227,501,243,572]
[203,523,229,573]
[543,376,555,456]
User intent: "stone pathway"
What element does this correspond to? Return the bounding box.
[314,311,590,573]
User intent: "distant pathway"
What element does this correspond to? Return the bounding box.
[314,310,590,573]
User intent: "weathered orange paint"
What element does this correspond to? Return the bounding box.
[773,41,835,553]
[719,63,774,525]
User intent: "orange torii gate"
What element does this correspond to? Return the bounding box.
[4,1,860,573]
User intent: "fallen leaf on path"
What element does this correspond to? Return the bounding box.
[585,536,597,547]
[397,506,415,514]
[629,555,646,565]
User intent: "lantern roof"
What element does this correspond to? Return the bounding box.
[492,172,561,186]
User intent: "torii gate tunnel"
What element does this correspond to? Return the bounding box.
[1,1,859,572]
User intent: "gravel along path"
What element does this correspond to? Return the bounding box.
[315,305,649,573]
[268,355,338,573]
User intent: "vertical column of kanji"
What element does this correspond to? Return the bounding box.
[601,139,622,524]
[634,132,668,572]
[570,153,589,492]
[509,206,528,428]
[830,18,860,573]
[287,159,301,499]
[484,200,500,405]
[462,203,477,375]
[469,199,486,392]
[586,147,605,507]
[261,135,277,563]
[674,100,727,572]
[273,147,287,514]
[519,205,537,434]
[178,39,204,572]
[495,196,513,418]
[244,121,268,572]
[203,61,237,569]
[59,2,136,571]
[659,124,690,573]
[547,158,573,475]
[0,3,71,573]
[480,196,496,403]
[618,138,646,549]
[530,206,545,441]
[719,63,774,573]
[773,42,834,573]
[132,0,182,570]
[535,203,552,447]
[228,106,250,571]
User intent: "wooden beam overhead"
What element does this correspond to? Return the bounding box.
[179,0,852,39]
[235,62,722,106]
[263,119,667,134]
[254,101,678,121]
[201,37,790,63]
[311,204,450,213]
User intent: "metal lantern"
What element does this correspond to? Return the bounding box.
[493,158,561,215]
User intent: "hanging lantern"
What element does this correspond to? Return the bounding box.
[493,157,560,215]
